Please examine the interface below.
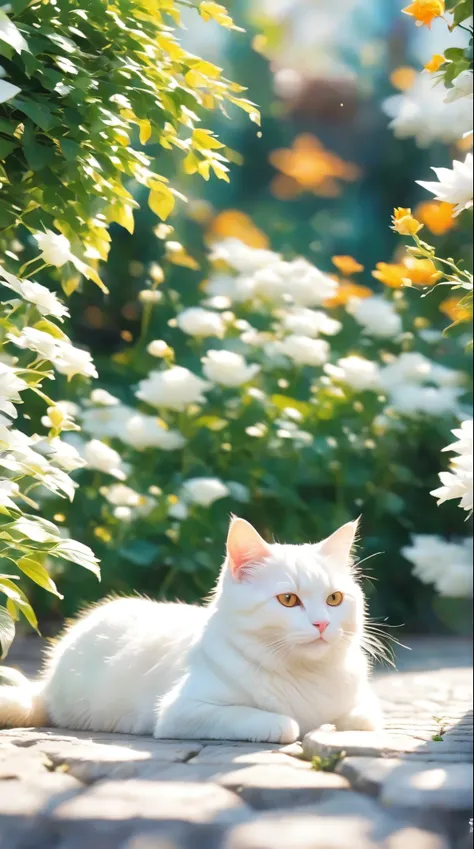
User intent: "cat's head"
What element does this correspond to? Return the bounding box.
[216,516,365,663]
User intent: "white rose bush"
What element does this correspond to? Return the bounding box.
[388,0,473,599]
[0,0,472,645]
[0,0,258,655]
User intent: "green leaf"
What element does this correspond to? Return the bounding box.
[17,557,63,598]
[0,138,18,159]
[0,606,15,659]
[14,98,59,132]
[0,578,39,632]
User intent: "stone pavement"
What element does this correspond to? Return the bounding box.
[1,636,472,849]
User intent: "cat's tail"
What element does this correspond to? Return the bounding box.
[0,667,48,728]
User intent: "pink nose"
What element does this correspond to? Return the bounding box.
[313,621,329,635]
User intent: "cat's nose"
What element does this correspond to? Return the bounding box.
[313,620,329,635]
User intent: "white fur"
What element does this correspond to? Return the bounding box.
[0,518,382,742]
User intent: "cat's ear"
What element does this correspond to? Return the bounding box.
[226,516,270,579]
[317,519,359,567]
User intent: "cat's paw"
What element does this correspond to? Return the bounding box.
[335,707,383,732]
[276,716,300,744]
[248,714,299,744]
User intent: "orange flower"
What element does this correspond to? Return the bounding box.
[324,281,373,308]
[206,209,270,249]
[403,0,445,28]
[424,53,445,73]
[372,262,411,289]
[373,258,441,289]
[390,66,417,91]
[269,134,361,198]
[403,257,442,286]
[415,201,456,236]
[331,255,364,275]
[439,296,472,323]
[391,208,424,236]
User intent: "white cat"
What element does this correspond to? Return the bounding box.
[0,517,382,742]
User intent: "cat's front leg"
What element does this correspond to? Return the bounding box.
[155,699,299,744]
[334,692,383,732]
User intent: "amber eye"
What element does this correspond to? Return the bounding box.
[326,591,344,607]
[276,593,301,608]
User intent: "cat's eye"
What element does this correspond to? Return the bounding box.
[326,591,344,607]
[276,593,301,608]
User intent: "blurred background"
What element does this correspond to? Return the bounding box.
[17,0,473,638]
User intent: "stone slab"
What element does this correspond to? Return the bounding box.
[380,762,474,812]
[303,729,423,760]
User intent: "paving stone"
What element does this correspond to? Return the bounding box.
[214,763,350,810]
[0,773,82,816]
[380,762,474,813]
[336,757,405,796]
[302,729,423,761]
[54,778,251,826]
[222,792,450,849]
[190,744,309,768]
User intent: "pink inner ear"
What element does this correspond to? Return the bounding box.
[227,518,270,578]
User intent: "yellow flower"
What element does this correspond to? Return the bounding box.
[403,0,445,28]
[439,296,472,323]
[324,281,373,308]
[331,255,364,275]
[424,53,445,73]
[372,258,442,288]
[389,66,417,91]
[415,201,456,236]
[391,208,424,236]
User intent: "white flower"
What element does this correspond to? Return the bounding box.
[181,477,230,506]
[0,266,69,319]
[431,420,473,513]
[102,484,143,507]
[348,296,402,338]
[381,352,463,390]
[0,78,21,104]
[403,535,473,598]
[210,239,280,273]
[8,327,58,360]
[54,341,98,380]
[253,258,338,307]
[202,350,260,387]
[168,500,189,521]
[147,340,171,358]
[34,230,74,268]
[80,405,134,440]
[84,439,127,480]
[445,71,473,103]
[278,334,329,367]
[46,437,86,472]
[176,307,225,338]
[282,308,341,338]
[89,389,120,407]
[383,72,473,148]
[387,385,462,418]
[418,154,473,216]
[136,367,211,411]
[205,272,256,304]
[0,480,20,510]
[122,413,186,452]
[325,356,381,392]
[41,401,79,432]
[0,362,27,420]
